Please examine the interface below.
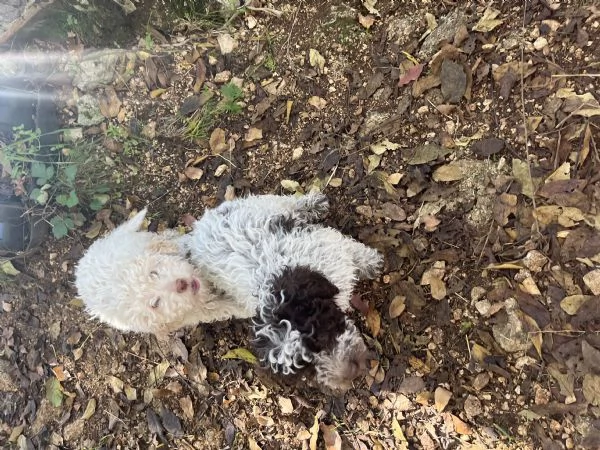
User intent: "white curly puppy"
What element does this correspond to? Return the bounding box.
[185,193,383,392]
[74,209,240,336]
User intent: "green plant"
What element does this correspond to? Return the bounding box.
[182,82,244,141]
[1,126,114,239]
[164,0,226,26]
[106,124,143,157]
[143,31,154,51]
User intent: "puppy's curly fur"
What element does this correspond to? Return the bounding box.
[74,209,241,336]
[186,193,382,392]
[254,266,370,392]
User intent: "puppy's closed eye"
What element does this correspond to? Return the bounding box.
[150,270,159,280]
[150,297,161,308]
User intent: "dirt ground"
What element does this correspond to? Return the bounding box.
[1,0,600,449]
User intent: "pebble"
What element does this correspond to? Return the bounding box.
[470,286,486,303]
[473,373,490,391]
[464,395,483,418]
[533,36,548,51]
[522,250,548,272]
[475,299,491,316]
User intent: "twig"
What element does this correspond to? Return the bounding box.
[551,73,600,78]
[284,1,301,60]
[520,2,540,236]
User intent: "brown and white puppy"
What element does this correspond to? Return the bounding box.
[253,266,371,393]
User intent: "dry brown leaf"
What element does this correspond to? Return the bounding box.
[548,364,576,403]
[362,0,380,16]
[81,398,96,420]
[580,122,591,167]
[358,13,376,30]
[193,59,207,93]
[179,396,194,420]
[473,7,504,32]
[583,269,600,295]
[391,418,409,449]
[519,276,542,296]
[320,424,342,450]
[308,96,327,109]
[366,305,381,337]
[278,396,294,415]
[52,366,66,382]
[98,86,122,118]
[147,360,170,386]
[210,128,228,154]
[583,374,600,406]
[367,154,381,174]
[150,88,166,98]
[388,173,403,184]
[245,127,263,142]
[451,414,473,435]
[398,62,424,86]
[371,139,401,155]
[521,312,543,358]
[421,262,447,300]
[471,342,491,364]
[280,179,300,192]
[534,205,584,227]
[546,162,571,182]
[560,295,593,315]
[389,295,406,319]
[512,158,537,199]
[434,387,452,412]
[308,49,325,73]
[309,413,320,450]
[248,436,262,450]
[183,166,204,180]
[432,162,465,182]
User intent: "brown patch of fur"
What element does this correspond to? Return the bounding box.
[270,266,345,353]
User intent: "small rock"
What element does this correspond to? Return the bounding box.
[214,70,231,83]
[69,51,132,91]
[77,95,105,126]
[492,298,532,353]
[63,128,83,142]
[214,164,228,177]
[356,205,373,217]
[464,395,483,418]
[440,59,467,104]
[224,185,236,201]
[63,419,85,441]
[475,299,492,316]
[472,373,490,391]
[522,250,548,272]
[419,8,467,58]
[583,269,600,295]
[470,286,486,303]
[292,147,303,160]
[533,36,548,51]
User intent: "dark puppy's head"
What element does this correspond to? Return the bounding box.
[253,266,370,393]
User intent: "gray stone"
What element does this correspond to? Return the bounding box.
[418,8,467,59]
[77,94,104,126]
[68,50,131,91]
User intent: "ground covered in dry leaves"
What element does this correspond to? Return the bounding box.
[1,0,600,448]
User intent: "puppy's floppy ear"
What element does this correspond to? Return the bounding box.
[272,266,339,303]
[114,208,148,234]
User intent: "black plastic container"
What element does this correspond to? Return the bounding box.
[0,201,47,254]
